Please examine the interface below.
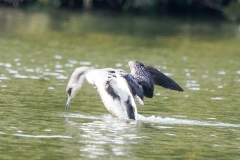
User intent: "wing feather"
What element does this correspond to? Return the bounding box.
[117,70,144,104]
[129,61,154,98]
[146,66,184,92]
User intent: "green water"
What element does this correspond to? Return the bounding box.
[0,7,240,159]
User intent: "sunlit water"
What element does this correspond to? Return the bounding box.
[0,7,240,159]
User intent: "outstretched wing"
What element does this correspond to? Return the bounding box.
[128,61,154,98]
[146,66,184,92]
[128,60,184,98]
[117,70,144,105]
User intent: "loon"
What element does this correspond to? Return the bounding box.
[65,60,183,120]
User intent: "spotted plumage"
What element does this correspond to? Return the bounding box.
[128,60,183,99]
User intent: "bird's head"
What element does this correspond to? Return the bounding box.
[65,67,91,110]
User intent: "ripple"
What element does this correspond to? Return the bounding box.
[65,114,100,120]
[55,69,64,73]
[162,66,167,69]
[207,118,216,120]
[13,134,72,139]
[55,64,62,69]
[217,71,226,75]
[68,60,78,64]
[217,86,223,88]
[43,72,60,76]
[14,58,20,62]
[65,63,74,67]
[56,75,68,79]
[29,76,40,79]
[211,97,222,100]
[14,74,28,79]
[115,63,122,67]
[186,80,200,90]
[72,117,138,158]
[166,133,175,136]
[6,69,18,74]
[54,55,62,59]
[155,126,174,129]
[0,63,12,68]
[164,73,172,76]
[80,61,91,65]
[202,75,208,78]
[25,68,34,72]
[188,87,200,90]
[48,87,54,90]
[0,76,8,80]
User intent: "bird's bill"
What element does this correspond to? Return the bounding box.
[65,98,71,110]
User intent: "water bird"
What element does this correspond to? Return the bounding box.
[65,60,184,120]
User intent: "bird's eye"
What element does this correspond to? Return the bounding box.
[68,88,72,95]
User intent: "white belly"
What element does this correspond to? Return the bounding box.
[86,68,137,119]
[96,83,134,119]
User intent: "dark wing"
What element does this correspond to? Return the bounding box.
[135,76,154,98]
[122,74,144,101]
[117,69,144,104]
[128,61,154,98]
[146,66,184,92]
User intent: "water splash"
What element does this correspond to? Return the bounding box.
[137,115,240,127]
[64,113,240,128]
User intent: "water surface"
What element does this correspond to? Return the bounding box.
[0,7,240,159]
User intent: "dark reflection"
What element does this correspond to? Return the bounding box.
[0,7,239,39]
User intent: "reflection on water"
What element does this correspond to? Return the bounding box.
[65,113,240,159]
[0,7,240,160]
[73,118,138,158]
[65,116,131,158]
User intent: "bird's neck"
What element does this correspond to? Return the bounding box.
[85,68,96,85]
